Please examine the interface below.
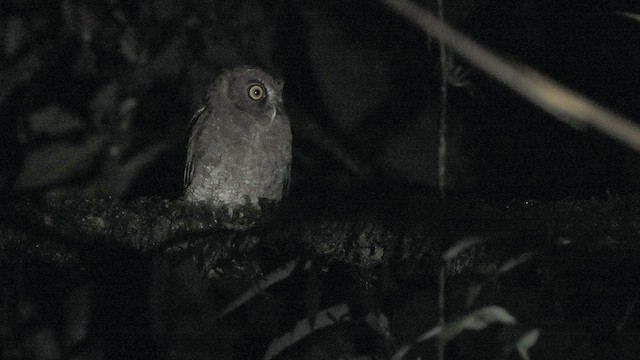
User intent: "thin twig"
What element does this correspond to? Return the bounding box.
[382,0,640,152]
[437,266,446,360]
[437,4,448,359]
[437,0,448,200]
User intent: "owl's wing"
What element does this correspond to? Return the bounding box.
[281,133,293,197]
[184,106,207,189]
[282,165,291,196]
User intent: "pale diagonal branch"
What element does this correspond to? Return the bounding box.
[382,0,640,151]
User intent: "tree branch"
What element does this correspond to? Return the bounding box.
[382,0,640,151]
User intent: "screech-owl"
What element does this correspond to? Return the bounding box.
[184,66,292,211]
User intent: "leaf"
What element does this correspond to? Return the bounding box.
[0,50,41,105]
[104,141,170,196]
[615,11,640,23]
[497,251,536,275]
[516,329,540,360]
[26,105,85,137]
[364,311,391,338]
[15,135,108,189]
[464,282,484,308]
[264,303,350,360]
[391,306,516,360]
[390,325,442,360]
[439,306,516,343]
[442,236,485,262]
[415,324,443,342]
[89,82,119,126]
[390,343,412,360]
[4,16,28,58]
[217,259,312,319]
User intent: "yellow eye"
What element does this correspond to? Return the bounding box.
[248,84,265,100]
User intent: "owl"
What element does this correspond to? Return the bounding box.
[184,66,292,212]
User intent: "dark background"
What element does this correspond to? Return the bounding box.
[2,0,640,204]
[2,1,640,359]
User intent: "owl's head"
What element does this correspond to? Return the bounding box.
[206,66,285,125]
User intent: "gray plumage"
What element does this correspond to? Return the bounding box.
[184,66,292,211]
